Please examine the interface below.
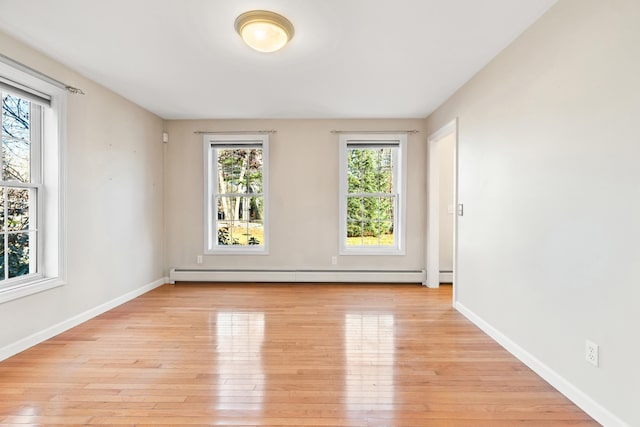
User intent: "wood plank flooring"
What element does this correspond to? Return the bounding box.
[0,283,599,426]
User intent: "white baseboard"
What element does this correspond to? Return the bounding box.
[455,302,629,427]
[169,268,425,284]
[439,272,453,283]
[421,271,453,288]
[0,276,168,362]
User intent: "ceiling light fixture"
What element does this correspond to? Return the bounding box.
[234,10,294,53]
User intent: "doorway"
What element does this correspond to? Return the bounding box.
[426,119,458,305]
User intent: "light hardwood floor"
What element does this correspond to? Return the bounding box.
[0,283,599,426]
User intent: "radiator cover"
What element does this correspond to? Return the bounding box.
[169,268,426,284]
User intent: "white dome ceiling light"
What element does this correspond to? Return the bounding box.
[234,10,295,53]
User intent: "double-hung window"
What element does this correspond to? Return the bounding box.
[204,134,268,254]
[0,90,40,282]
[0,59,66,302]
[339,134,407,255]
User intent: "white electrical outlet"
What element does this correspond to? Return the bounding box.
[585,340,599,367]
[196,255,203,265]
[331,256,338,265]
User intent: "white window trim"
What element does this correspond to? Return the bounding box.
[203,134,269,255]
[0,60,67,304]
[339,133,407,255]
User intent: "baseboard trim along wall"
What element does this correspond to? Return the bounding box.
[0,277,168,362]
[455,302,629,427]
[439,271,453,283]
[169,268,425,284]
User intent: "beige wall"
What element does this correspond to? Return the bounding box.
[426,0,639,425]
[164,119,426,272]
[0,31,165,351]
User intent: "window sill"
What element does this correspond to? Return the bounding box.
[205,247,269,255]
[0,277,65,304]
[340,247,405,256]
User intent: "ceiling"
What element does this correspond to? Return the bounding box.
[0,0,557,120]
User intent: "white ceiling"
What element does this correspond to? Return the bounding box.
[0,0,557,120]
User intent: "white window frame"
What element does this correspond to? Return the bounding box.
[204,134,269,255]
[0,59,67,304]
[339,133,407,255]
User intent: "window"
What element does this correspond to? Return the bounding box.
[0,59,66,303]
[0,92,40,282]
[339,134,406,255]
[204,134,268,254]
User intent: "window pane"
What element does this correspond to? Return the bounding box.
[2,137,30,182]
[347,147,395,195]
[379,197,394,223]
[2,94,31,182]
[347,169,360,193]
[247,196,263,221]
[8,232,30,278]
[216,195,264,246]
[361,196,381,238]
[347,236,363,246]
[380,221,394,246]
[346,196,395,247]
[376,149,393,193]
[217,223,237,246]
[0,236,4,280]
[218,151,233,193]
[2,94,30,141]
[7,188,30,231]
[245,149,263,193]
[217,148,263,195]
[216,195,239,222]
[361,232,380,246]
[346,197,363,222]
[247,221,263,246]
[346,196,363,246]
[217,149,239,193]
[347,150,362,193]
[216,195,238,246]
[238,196,250,221]
[0,187,5,231]
[217,196,236,222]
[362,197,378,221]
[346,197,363,245]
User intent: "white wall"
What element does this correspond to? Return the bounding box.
[425,0,639,425]
[165,119,426,272]
[438,133,454,274]
[0,31,165,353]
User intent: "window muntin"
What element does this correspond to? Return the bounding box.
[340,134,406,255]
[205,135,268,253]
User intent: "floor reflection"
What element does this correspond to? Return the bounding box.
[215,312,265,410]
[344,313,395,411]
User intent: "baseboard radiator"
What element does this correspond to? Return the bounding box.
[439,271,453,283]
[169,268,426,284]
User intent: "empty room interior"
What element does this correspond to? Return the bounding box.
[0,0,637,426]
